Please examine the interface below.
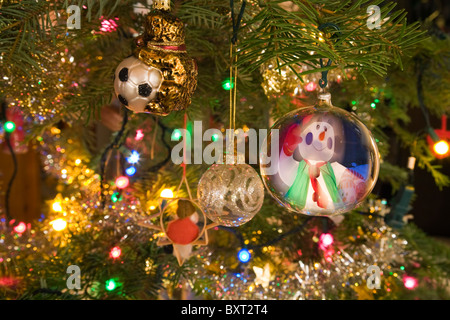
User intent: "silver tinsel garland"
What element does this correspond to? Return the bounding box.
[187,213,418,300]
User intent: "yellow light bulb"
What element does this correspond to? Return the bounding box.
[434,140,450,156]
[52,201,63,212]
[160,189,174,198]
[149,205,156,210]
[75,159,82,165]
[50,218,67,231]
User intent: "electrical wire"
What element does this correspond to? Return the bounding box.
[1,97,18,223]
[100,108,129,209]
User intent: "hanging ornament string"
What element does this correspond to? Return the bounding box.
[100,109,129,209]
[150,117,159,160]
[228,0,246,145]
[230,0,246,46]
[146,119,172,173]
[175,112,193,201]
[317,23,341,91]
[137,111,218,266]
[229,44,235,137]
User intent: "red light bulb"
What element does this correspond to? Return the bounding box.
[305,82,317,92]
[115,176,129,189]
[403,276,418,290]
[13,222,27,234]
[319,233,334,250]
[135,129,144,141]
[110,246,122,259]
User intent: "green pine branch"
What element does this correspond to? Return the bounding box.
[237,0,427,79]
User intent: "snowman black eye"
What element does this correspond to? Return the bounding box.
[316,125,320,130]
[324,127,328,132]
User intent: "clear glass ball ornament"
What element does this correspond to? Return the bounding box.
[197,158,265,227]
[260,93,380,216]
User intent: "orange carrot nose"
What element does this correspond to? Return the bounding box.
[319,131,326,141]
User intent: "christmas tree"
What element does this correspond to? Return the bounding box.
[1,0,450,301]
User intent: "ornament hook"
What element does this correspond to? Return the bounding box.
[317,23,341,90]
[230,0,247,45]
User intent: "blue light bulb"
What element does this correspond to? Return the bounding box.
[126,150,140,164]
[125,166,137,176]
[238,248,251,263]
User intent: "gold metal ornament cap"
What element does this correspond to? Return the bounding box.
[153,0,171,11]
[142,9,186,46]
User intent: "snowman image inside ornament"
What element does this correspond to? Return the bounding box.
[260,93,380,216]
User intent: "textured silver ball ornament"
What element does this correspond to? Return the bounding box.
[197,164,265,227]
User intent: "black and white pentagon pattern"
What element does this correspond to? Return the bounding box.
[113,56,163,112]
[118,68,129,82]
[138,83,152,97]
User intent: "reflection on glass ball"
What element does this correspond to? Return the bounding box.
[197,163,265,227]
[260,93,380,216]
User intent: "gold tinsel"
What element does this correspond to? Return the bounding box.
[261,61,353,99]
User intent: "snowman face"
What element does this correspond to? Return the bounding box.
[298,121,335,162]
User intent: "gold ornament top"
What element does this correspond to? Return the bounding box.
[133,8,198,116]
[139,9,185,46]
[153,0,171,11]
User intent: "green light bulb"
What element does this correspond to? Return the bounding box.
[111,192,122,203]
[4,121,16,133]
[171,129,182,141]
[222,78,234,91]
[105,279,117,291]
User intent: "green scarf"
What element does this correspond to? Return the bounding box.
[285,160,342,210]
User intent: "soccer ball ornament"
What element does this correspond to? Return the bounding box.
[197,163,265,227]
[260,93,380,216]
[114,1,197,116]
[114,56,163,112]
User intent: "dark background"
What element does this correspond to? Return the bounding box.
[389,0,450,237]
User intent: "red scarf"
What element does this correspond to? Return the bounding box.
[305,160,328,209]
